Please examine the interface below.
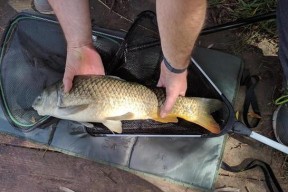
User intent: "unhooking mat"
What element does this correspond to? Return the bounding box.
[0,12,243,191]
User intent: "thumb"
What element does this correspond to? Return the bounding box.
[63,71,75,93]
[160,91,178,118]
[157,80,163,87]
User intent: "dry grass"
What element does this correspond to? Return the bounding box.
[208,0,277,43]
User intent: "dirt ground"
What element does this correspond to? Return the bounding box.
[0,0,288,191]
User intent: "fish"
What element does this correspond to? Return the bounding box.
[32,75,223,134]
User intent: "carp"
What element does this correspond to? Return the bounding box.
[32,75,222,133]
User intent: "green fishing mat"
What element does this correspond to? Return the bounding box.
[0,12,243,191]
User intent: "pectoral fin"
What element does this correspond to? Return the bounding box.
[106,112,134,121]
[79,122,94,128]
[57,104,89,116]
[102,120,122,133]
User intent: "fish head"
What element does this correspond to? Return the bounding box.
[32,84,59,116]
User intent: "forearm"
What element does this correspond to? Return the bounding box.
[48,0,92,48]
[156,0,207,69]
[48,0,104,92]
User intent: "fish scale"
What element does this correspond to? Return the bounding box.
[70,76,157,118]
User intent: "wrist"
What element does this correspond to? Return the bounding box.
[67,43,101,64]
[67,39,93,49]
[163,56,189,74]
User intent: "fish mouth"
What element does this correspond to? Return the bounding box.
[32,94,43,110]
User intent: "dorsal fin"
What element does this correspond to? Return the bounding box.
[107,75,125,81]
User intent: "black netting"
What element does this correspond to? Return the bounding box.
[109,11,161,86]
[0,12,230,135]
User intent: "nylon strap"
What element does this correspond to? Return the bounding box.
[163,57,188,74]
[241,69,261,128]
[221,159,283,192]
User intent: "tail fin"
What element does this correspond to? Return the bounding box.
[193,98,223,134]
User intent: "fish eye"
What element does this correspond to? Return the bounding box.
[32,94,43,109]
[35,95,42,102]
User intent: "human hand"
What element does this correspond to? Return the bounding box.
[63,44,105,92]
[157,60,188,117]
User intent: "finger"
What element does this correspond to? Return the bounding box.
[98,67,105,75]
[157,80,163,87]
[63,72,74,93]
[160,92,178,118]
[179,90,186,96]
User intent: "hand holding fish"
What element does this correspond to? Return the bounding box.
[46,1,105,92]
[63,44,105,93]
[157,60,188,118]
